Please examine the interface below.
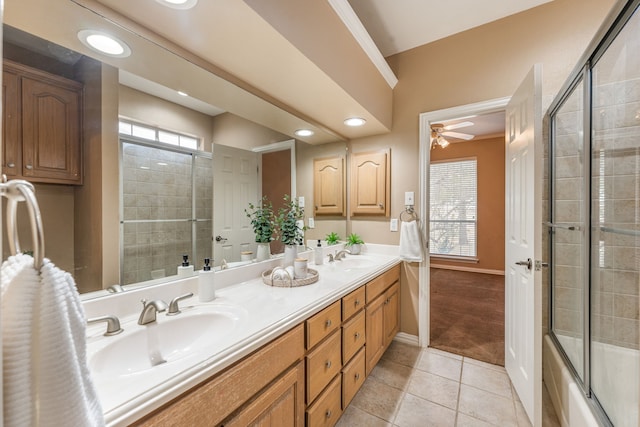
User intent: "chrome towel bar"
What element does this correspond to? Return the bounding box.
[0,177,45,269]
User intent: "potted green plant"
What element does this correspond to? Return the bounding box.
[245,196,275,261]
[276,194,305,266]
[345,233,364,255]
[325,232,341,246]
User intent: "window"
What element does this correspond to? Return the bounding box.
[118,119,201,150]
[429,159,477,257]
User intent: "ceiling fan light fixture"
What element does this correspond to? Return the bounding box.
[437,136,450,148]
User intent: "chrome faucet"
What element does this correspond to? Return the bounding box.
[138,299,168,325]
[87,315,123,336]
[334,249,351,261]
[167,292,194,316]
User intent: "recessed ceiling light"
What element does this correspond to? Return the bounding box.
[344,117,366,127]
[78,30,131,58]
[155,0,198,9]
[294,129,314,137]
[177,91,189,97]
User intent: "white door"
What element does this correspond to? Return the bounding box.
[213,144,258,265]
[504,64,542,427]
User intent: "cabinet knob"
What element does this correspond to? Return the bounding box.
[7,163,15,168]
[354,299,360,306]
[25,164,33,170]
[354,332,360,340]
[325,319,332,328]
[325,410,332,419]
[325,360,332,369]
[355,372,360,381]
[379,203,384,209]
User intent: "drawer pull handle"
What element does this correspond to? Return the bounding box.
[355,372,360,381]
[25,164,33,170]
[325,319,332,328]
[325,360,332,369]
[7,163,15,168]
[326,410,332,419]
[354,332,360,340]
[355,299,360,306]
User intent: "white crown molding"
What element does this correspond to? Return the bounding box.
[328,0,398,89]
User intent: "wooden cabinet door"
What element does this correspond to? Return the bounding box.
[21,74,82,184]
[224,361,305,427]
[313,156,344,216]
[350,149,390,217]
[383,282,400,347]
[365,292,385,375]
[2,69,20,178]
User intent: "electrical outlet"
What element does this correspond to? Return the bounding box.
[390,218,399,232]
[405,191,414,206]
[298,196,305,208]
[308,217,315,229]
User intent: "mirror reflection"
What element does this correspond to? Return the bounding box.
[2,2,347,296]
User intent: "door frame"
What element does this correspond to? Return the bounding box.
[417,97,510,348]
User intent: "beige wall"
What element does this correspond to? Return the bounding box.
[348,0,616,335]
[211,112,291,151]
[119,85,215,151]
[430,136,505,272]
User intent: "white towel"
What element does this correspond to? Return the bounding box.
[2,253,104,427]
[399,220,424,262]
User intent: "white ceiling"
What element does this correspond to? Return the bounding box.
[348,0,555,57]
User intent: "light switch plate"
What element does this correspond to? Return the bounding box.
[308,217,315,229]
[405,191,414,206]
[390,218,399,232]
[298,196,305,208]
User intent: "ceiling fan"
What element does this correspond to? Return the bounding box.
[430,121,474,149]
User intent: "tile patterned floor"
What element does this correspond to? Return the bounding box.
[336,341,561,427]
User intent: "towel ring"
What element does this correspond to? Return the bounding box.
[1,179,45,269]
[399,206,418,222]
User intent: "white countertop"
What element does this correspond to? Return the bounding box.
[83,244,401,426]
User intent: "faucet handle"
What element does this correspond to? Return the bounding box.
[87,315,123,336]
[167,292,194,316]
[327,253,335,262]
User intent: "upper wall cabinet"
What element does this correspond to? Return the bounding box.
[2,60,83,185]
[313,156,345,216]
[350,149,390,217]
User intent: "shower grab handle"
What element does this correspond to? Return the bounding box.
[544,222,580,231]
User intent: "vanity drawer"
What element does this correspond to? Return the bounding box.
[306,300,341,349]
[306,330,341,403]
[342,347,365,408]
[342,286,365,320]
[366,264,400,303]
[306,375,342,427]
[342,310,365,363]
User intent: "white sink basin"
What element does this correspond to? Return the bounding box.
[333,257,379,271]
[90,306,245,377]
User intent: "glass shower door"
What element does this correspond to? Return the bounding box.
[590,4,640,425]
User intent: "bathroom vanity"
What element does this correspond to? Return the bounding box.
[83,245,401,426]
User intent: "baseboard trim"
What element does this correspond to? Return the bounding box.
[430,264,505,276]
[394,332,420,347]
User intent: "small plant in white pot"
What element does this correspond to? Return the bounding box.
[325,232,341,246]
[245,196,275,261]
[277,194,305,266]
[345,233,364,255]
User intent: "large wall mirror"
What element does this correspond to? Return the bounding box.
[2,0,347,297]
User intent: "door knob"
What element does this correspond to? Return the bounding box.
[515,258,532,270]
[215,235,228,242]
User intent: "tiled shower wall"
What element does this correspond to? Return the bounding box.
[121,142,212,284]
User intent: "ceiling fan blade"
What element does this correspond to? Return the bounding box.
[444,121,474,131]
[442,131,474,140]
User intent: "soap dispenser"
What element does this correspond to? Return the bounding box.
[198,258,216,302]
[177,254,194,277]
[314,239,324,265]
